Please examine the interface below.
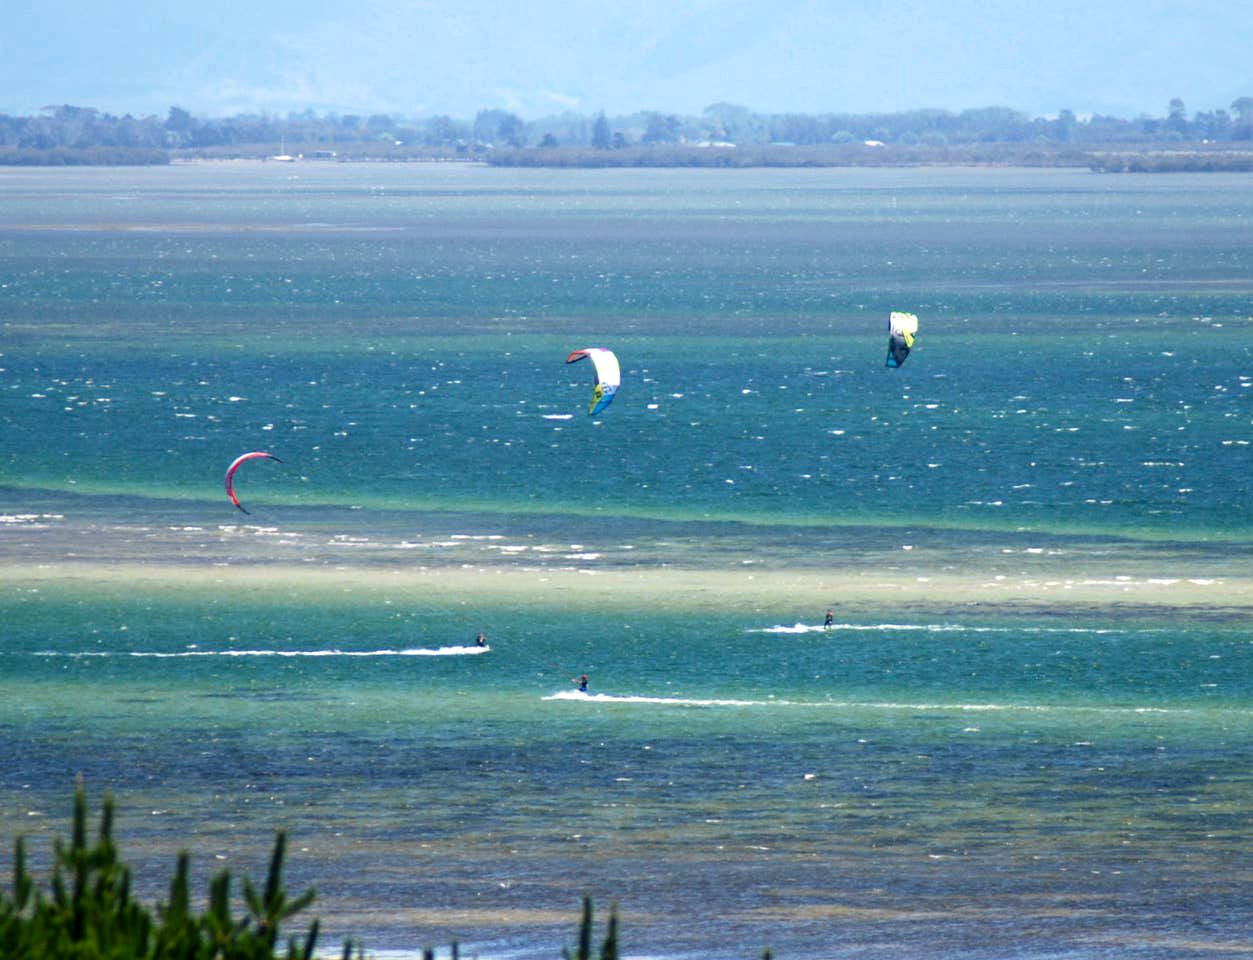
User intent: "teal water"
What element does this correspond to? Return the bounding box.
[1,164,1251,959]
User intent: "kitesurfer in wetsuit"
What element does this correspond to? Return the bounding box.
[576,674,589,692]
[475,632,488,647]
[824,609,834,629]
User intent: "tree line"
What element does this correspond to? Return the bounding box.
[1,97,1251,165]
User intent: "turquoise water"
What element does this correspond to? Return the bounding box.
[1,164,1251,958]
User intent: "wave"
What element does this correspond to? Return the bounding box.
[545,689,779,707]
[542,689,1240,719]
[32,646,490,659]
[756,622,1131,635]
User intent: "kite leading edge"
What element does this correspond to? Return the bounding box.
[224,451,282,514]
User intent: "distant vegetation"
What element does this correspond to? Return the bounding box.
[1085,150,1253,172]
[480,143,1097,168]
[1,98,1252,168]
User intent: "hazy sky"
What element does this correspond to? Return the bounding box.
[4,0,1250,119]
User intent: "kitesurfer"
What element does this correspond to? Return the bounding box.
[475,632,488,647]
[824,609,834,629]
[576,674,589,692]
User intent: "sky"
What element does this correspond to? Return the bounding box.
[4,0,1251,120]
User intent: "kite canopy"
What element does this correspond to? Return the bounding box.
[885,311,919,368]
[224,451,282,514]
[566,347,621,415]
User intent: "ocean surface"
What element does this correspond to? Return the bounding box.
[1,163,1250,959]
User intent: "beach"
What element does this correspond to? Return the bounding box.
[5,543,1252,614]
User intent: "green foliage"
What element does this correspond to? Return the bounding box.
[4,93,1253,163]
[0,784,333,960]
[591,113,611,150]
[3,790,765,960]
[472,109,527,148]
[1088,151,1253,172]
[0,147,169,165]
[482,142,1095,169]
[562,897,618,960]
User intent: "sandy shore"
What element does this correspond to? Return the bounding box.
[5,558,1251,619]
[4,506,1250,618]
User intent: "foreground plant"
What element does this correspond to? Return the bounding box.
[3,787,767,959]
[563,897,618,960]
[0,783,345,959]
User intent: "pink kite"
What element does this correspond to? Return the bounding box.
[224,451,282,514]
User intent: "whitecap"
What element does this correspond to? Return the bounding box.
[540,691,1225,720]
[0,513,64,524]
[34,646,489,659]
[753,622,1130,636]
[545,690,777,707]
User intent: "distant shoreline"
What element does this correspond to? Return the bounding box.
[4,143,1253,172]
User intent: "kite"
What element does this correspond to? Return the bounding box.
[885,311,919,368]
[224,451,282,514]
[566,348,621,415]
